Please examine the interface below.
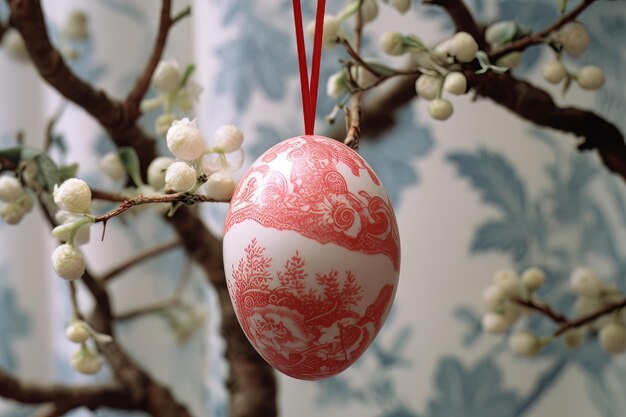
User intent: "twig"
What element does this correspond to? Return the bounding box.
[344,2,365,150]
[68,281,83,320]
[90,188,130,203]
[554,298,626,337]
[44,102,68,152]
[490,0,597,60]
[93,193,226,224]
[513,298,568,324]
[101,238,181,283]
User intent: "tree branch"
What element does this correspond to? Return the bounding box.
[344,2,364,149]
[101,238,181,283]
[513,298,568,324]
[490,0,597,61]
[554,298,626,337]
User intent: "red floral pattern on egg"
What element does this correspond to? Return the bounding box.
[225,135,401,270]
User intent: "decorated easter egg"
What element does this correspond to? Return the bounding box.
[223,135,400,380]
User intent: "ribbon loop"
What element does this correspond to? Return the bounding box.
[292,0,327,136]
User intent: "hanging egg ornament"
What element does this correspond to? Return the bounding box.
[223,135,400,380]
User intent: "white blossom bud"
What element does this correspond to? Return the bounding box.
[51,244,86,281]
[563,328,586,349]
[0,176,24,202]
[71,349,103,375]
[379,31,406,56]
[574,295,604,319]
[204,171,236,201]
[327,71,348,98]
[99,152,126,181]
[350,65,378,90]
[361,0,379,23]
[155,113,176,137]
[389,0,411,13]
[428,98,453,121]
[17,192,34,213]
[0,203,25,225]
[557,22,589,57]
[213,125,244,153]
[521,267,546,292]
[576,66,605,90]
[482,312,509,334]
[147,156,174,190]
[449,31,478,63]
[53,178,92,213]
[570,267,602,297]
[509,331,541,357]
[542,60,567,84]
[415,74,440,101]
[599,323,626,354]
[485,21,517,47]
[62,10,89,40]
[307,15,341,47]
[496,52,522,69]
[482,284,506,311]
[493,269,521,298]
[502,302,523,324]
[201,154,223,176]
[21,162,39,188]
[166,118,205,161]
[54,211,91,246]
[443,72,467,95]
[2,29,29,63]
[601,284,624,305]
[66,321,90,343]
[165,162,197,193]
[152,60,181,93]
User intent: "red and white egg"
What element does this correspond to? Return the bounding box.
[223,135,400,380]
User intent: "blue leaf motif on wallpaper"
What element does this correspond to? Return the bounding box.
[426,357,520,417]
[214,4,296,110]
[0,272,30,372]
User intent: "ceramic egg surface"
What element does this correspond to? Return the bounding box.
[224,135,400,380]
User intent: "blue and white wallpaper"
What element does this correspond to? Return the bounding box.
[1,1,626,416]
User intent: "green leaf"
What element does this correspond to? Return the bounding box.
[558,0,569,15]
[0,147,23,167]
[58,163,79,182]
[180,64,196,88]
[34,153,60,191]
[117,147,143,186]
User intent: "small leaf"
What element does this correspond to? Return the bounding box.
[558,0,569,15]
[180,64,196,88]
[117,147,143,186]
[34,153,60,191]
[58,163,79,182]
[0,147,23,167]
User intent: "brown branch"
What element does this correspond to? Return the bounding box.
[555,298,626,337]
[513,298,569,324]
[101,238,181,283]
[422,0,488,50]
[490,0,597,60]
[124,0,172,116]
[344,2,365,149]
[0,367,133,409]
[90,188,130,203]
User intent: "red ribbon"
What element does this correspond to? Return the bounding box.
[292,0,326,136]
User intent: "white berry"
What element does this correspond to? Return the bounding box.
[415,74,441,101]
[0,203,25,225]
[482,284,506,311]
[380,32,406,56]
[152,60,181,93]
[147,156,175,190]
[428,98,453,121]
[17,192,34,213]
[558,22,589,58]
[493,269,521,298]
[389,0,411,13]
[71,349,103,375]
[361,0,379,23]
[0,176,24,202]
[443,72,467,95]
[563,328,586,349]
[66,321,91,343]
[327,71,348,98]
[485,21,517,47]
[213,125,244,154]
[496,52,522,69]
[509,331,541,356]
[53,178,92,213]
[350,65,378,90]
[166,118,205,161]
[542,60,567,84]
[204,171,236,201]
[51,244,86,281]
[599,323,626,354]
[449,32,478,63]
[307,15,340,47]
[482,312,509,334]
[522,267,546,292]
[570,267,602,297]
[99,152,126,181]
[165,162,197,193]
[2,29,29,62]
[576,66,605,90]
